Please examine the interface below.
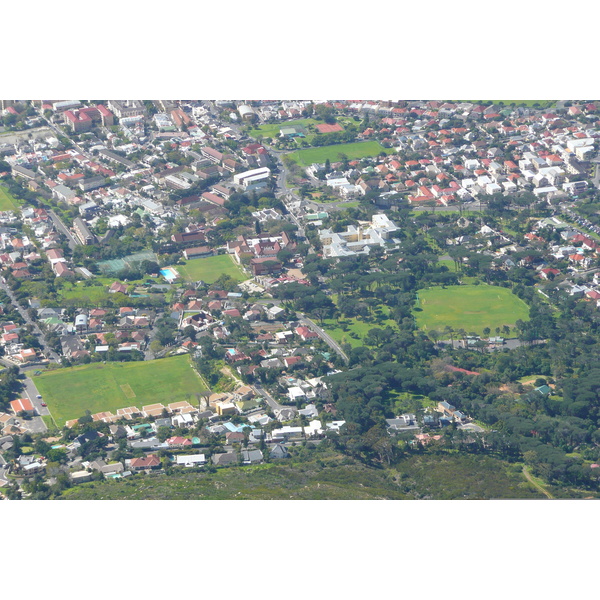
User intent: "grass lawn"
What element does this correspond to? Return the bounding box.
[33,354,207,426]
[322,303,398,348]
[58,278,121,305]
[287,141,390,166]
[0,185,19,211]
[438,257,459,272]
[414,284,530,335]
[175,254,247,284]
[495,100,555,108]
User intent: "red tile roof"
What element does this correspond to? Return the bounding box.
[11,398,34,413]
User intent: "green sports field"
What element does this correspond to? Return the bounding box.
[175,254,247,284]
[32,354,207,426]
[414,284,530,335]
[287,141,390,166]
[0,185,19,211]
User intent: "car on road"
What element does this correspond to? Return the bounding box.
[36,394,42,399]
[41,402,47,407]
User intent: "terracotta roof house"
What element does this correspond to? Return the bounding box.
[130,455,161,470]
[109,281,128,294]
[295,326,318,340]
[10,397,35,415]
[166,436,193,448]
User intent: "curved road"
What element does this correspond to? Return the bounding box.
[298,314,349,363]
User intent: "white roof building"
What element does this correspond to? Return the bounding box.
[175,454,206,466]
[319,214,400,258]
[288,386,306,402]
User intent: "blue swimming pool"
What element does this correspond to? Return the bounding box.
[160,268,178,281]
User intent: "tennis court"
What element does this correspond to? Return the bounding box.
[98,250,158,274]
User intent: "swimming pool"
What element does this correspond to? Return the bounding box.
[160,268,179,282]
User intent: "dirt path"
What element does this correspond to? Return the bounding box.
[523,465,554,499]
[220,366,242,384]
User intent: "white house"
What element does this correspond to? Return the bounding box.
[175,454,206,467]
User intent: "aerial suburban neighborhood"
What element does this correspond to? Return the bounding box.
[0,98,599,500]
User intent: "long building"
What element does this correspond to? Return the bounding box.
[73,217,97,245]
[107,100,147,119]
[233,167,271,191]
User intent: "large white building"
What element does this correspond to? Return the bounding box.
[233,167,271,191]
[107,100,147,119]
[237,104,256,121]
[319,213,400,258]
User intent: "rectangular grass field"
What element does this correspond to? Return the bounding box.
[176,254,247,283]
[33,354,207,426]
[414,284,530,335]
[288,141,390,166]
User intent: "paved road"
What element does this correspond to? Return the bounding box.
[0,281,61,363]
[298,314,349,363]
[22,376,50,418]
[252,383,285,412]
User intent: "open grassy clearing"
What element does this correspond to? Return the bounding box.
[174,254,247,284]
[33,354,207,426]
[414,284,530,335]
[322,302,398,348]
[438,257,459,272]
[0,185,19,211]
[58,278,123,304]
[23,276,161,307]
[248,117,358,146]
[389,390,437,414]
[287,141,390,166]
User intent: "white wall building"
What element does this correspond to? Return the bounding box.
[319,214,400,258]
